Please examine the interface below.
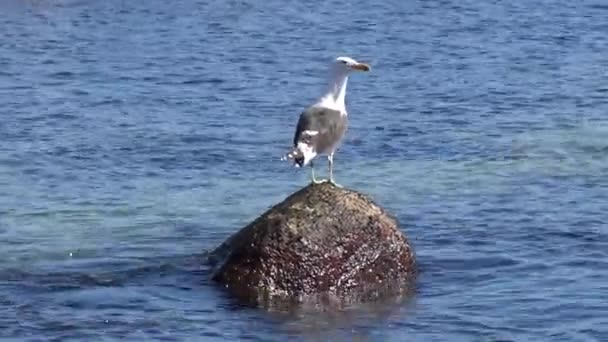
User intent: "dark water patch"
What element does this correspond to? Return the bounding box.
[48,71,75,79]
[589,4,608,11]
[87,98,124,107]
[182,78,225,85]
[71,89,89,96]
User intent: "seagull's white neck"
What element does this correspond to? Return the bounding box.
[314,70,349,113]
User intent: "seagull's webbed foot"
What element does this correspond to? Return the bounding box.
[328,178,343,188]
[312,174,325,184]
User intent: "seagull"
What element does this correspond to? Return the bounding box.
[282,56,370,186]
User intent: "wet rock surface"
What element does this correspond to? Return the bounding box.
[208,182,417,304]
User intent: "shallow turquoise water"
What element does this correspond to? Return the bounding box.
[1,0,608,340]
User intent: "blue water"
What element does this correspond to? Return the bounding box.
[1,0,608,340]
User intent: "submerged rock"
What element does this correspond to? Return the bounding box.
[208,182,416,304]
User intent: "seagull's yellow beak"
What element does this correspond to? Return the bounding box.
[350,62,371,72]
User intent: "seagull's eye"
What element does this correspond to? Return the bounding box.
[340,60,347,64]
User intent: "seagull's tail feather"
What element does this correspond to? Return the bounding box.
[281,147,306,167]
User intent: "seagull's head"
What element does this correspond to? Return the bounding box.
[317,56,370,108]
[333,56,371,74]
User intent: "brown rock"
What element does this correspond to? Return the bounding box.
[208,182,416,304]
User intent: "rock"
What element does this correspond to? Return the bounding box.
[208,182,416,305]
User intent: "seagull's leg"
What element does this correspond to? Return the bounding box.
[310,161,323,184]
[327,152,342,187]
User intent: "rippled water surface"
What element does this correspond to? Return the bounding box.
[2,0,608,340]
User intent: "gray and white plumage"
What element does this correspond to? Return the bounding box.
[287,107,348,167]
[282,56,370,185]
